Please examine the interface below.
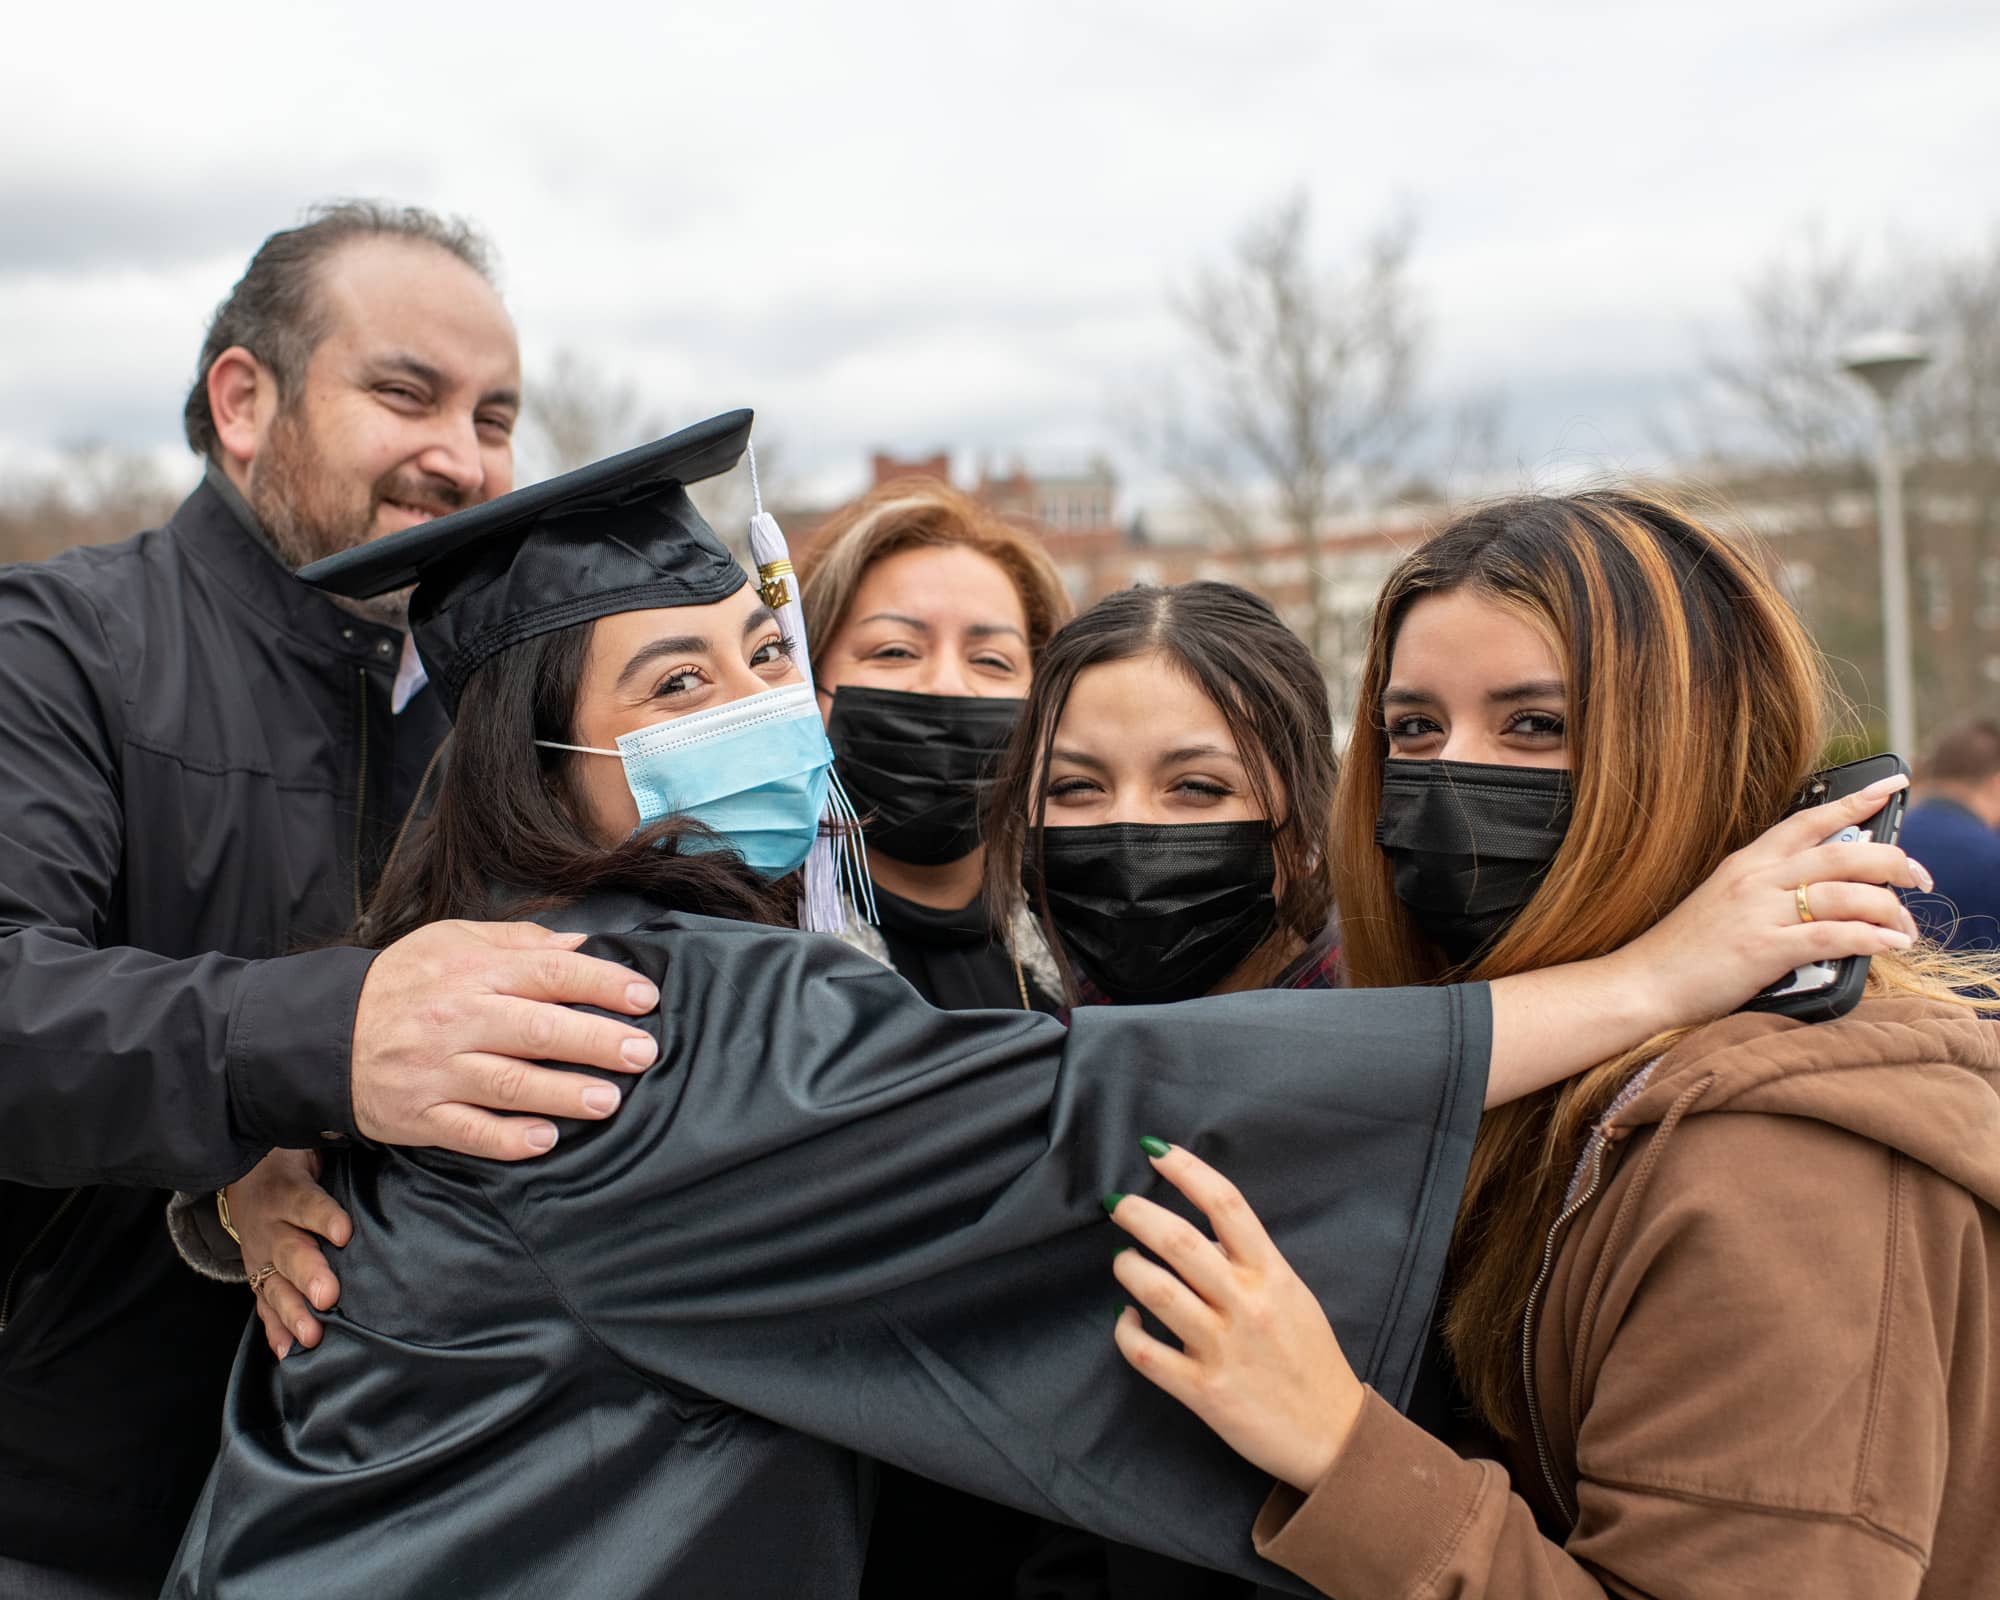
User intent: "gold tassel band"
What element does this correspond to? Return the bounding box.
[757,558,796,611]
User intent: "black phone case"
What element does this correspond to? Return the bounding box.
[1741,754,1910,1023]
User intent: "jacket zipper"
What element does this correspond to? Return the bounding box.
[1521,1134,1606,1529]
[0,1187,82,1332]
[352,667,370,921]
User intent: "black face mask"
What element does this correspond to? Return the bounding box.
[1025,821,1278,1004]
[827,687,1025,866]
[1375,759,1572,967]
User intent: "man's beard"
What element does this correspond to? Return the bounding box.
[248,409,467,628]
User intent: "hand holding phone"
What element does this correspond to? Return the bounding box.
[1743,754,1912,1022]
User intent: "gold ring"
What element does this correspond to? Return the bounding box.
[246,1263,278,1294]
[1795,882,1815,924]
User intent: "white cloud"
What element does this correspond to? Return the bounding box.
[0,0,1994,506]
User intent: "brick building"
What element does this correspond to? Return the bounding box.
[782,449,1426,714]
[782,446,1996,741]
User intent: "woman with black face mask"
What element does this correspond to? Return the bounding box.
[985,582,1341,1020]
[797,478,1073,1015]
[975,581,1339,1600]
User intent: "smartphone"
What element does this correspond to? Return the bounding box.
[1742,753,1910,1023]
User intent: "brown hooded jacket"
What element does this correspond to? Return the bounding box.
[1254,996,2000,1598]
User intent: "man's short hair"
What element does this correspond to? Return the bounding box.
[182,201,497,460]
[1922,717,2000,785]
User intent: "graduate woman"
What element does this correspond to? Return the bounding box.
[800,477,1071,1012]
[167,420,1925,1598]
[1103,492,1999,1598]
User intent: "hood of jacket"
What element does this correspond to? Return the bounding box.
[1602,993,2000,1210]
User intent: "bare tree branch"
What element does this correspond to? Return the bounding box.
[1697,228,2000,740]
[0,443,186,563]
[1135,191,1424,665]
[524,348,664,476]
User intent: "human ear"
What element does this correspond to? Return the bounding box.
[206,347,278,474]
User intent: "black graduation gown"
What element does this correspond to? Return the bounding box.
[165,899,1488,1598]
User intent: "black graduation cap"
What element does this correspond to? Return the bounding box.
[298,409,754,713]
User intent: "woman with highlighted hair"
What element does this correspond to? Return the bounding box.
[166,427,1927,1599]
[1101,492,2000,1600]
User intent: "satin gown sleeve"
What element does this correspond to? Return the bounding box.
[482,915,1487,1584]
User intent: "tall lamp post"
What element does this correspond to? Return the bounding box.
[1839,331,1932,760]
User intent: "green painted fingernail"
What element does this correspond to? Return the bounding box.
[1113,1244,1131,1258]
[1115,1304,1128,1326]
[1139,1136,1171,1158]
[1102,1191,1125,1216]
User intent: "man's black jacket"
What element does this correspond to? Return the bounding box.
[0,479,446,1578]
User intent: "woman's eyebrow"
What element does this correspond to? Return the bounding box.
[964,622,1027,643]
[1382,686,1438,707]
[742,604,778,635]
[1050,747,1111,773]
[1487,680,1566,704]
[617,635,711,689]
[855,611,930,632]
[1159,743,1240,765]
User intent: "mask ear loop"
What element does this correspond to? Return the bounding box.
[534,739,621,757]
[746,440,875,932]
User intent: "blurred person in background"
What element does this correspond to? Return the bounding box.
[1900,716,2000,950]
[0,203,661,1599]
[1102,493,1999,1600]
[801,477,1072,1015]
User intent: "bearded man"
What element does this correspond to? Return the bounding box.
[0,204,663,1597]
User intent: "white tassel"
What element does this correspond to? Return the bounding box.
[747,442,874,933]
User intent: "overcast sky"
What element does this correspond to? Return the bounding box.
[2,0,1994,510]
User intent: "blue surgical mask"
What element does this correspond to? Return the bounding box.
[540,682,833,878]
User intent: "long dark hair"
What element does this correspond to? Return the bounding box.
[982,581,1336,1000]
[359,619,794,948]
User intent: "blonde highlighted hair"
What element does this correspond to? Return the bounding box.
[795,478,1073,670]
[1332,489,2000,1438]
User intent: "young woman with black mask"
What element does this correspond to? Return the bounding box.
[798,478,1072,1013]
[985,582,1341,1014]
[168,427,1924,1600]
[1097,493,1998,1599]
[972,583,1336,1598]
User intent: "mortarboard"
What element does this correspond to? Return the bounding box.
[298,407,872,931]
[300,409,754,715]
